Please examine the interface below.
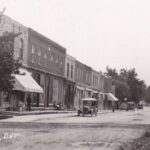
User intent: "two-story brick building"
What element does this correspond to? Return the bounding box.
[0,14,116,111]
[27,28,66,107]
[0,15,66,110]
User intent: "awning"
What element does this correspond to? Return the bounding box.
[105,93,118,101]
[13,68,43,93]
[93,90,99,94]
[76,85,84,91]
[85,88,93,92]
[82,98,97,101]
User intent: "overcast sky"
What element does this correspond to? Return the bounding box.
[0,0,150,85]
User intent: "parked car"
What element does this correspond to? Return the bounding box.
[119,102,135,111]
[126,102,135,111]
[137,104,143,109]
[77,98,98,117]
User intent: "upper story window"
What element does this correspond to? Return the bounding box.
[48,46,51,52]
[31,45,35,63]
[38,48,41,64]
[71,65,73,79]
[50,53,53,62]
[19,38,23,59]
[88,74,90,83]
[76,68,78,81]
[60,60,63,65]
[86,73,88,83]
[44,54,47,67]
[56,56,58,64]
[67,63,69,77]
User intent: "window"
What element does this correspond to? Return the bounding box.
[82,70,84,81]
[67,63,69,77]
[56,56,58,64]
[44,54,47,66]
[38,48,41,64]
[31,45,35,63]
[51,54,53,61]
[48,46,51,51]
[76,68,78,81]
[60,60,63,65]
[19,38,23,59]
[93,75,94,85]
[71,65,73,79]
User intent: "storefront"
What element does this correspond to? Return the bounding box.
[64,81,75,109]
[103,93,118,109]
[74,85,84,109]
[9,68,43,111]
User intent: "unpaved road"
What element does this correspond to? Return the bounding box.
[0,108,150,150]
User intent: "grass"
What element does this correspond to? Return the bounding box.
[118,131,150,150]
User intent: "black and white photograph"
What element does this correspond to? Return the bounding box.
[0,0,150,149]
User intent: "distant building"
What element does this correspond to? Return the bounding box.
[74,60,93,109]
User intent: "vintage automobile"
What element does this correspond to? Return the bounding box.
[126,101,135,111]
[77,98,98,117]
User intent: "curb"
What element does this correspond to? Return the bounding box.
[0,110,76,116]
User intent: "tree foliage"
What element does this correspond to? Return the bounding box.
[106,66,146,103]
[0,32,21,92]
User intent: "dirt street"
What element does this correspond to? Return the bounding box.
[0,108,150,150]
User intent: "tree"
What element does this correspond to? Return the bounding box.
[106,66,130,102]
[127,69,146,102]
[145,86,150,103]
[0,32,21,92]
[105,66,146,103]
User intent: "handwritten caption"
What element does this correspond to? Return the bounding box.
[0,132,20,141]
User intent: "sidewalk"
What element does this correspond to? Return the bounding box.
[0,110,112,123]
[0,109,76,116]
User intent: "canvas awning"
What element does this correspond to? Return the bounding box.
[76,85,84,91]
[13,68,43,93]
[85,88,93,92]
[105,93,118,101]
[93,90,99,94]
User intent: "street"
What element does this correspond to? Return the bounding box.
[0,108,150,150]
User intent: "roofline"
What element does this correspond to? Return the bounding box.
[75,60,92,69]
[28,28,66,53]
[3,15,27,29]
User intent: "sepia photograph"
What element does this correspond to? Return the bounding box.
[0,0,150,149]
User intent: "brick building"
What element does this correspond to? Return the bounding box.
[0,15,66,110]
[27,28,66,107]
[0,14,116,111]
[74,60,93,109]
[64,54,76,109]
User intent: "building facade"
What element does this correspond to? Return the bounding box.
[74,60,92,109]
[0,15,66,109]
[27,28,66,107]
[0,15,115,111]
[64,54,76,109]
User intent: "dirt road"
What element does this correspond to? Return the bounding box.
[0,108,150,150]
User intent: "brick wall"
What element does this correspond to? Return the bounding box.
[0,15,29,66]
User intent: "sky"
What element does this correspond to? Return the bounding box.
[0,0,150,85]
